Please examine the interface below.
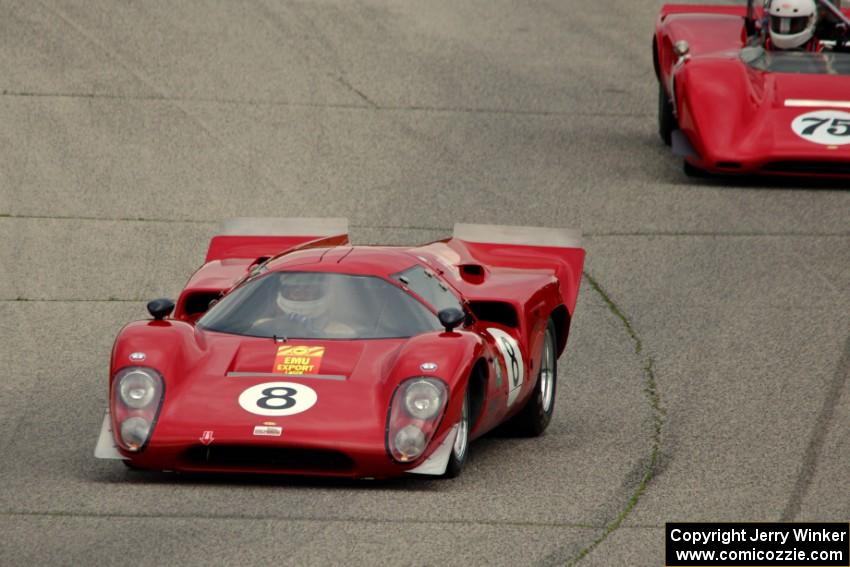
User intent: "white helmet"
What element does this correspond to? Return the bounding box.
[768,0,817,49]
[276,273,330,320]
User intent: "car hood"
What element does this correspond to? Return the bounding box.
[679,58,850,161]
[151,330,406,446]
[750,72,850,152]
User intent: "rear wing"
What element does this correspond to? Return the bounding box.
[454,223,582,248]
[175,218,349,322]
[452,223,585,315]
[205,217,349,262]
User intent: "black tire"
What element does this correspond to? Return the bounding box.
[658,81,676,146]
[509,318,558,437]
[443,387,470,478]
[683,160,708,178]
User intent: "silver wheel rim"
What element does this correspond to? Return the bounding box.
[541,330,555,413]
[452,396,469,460]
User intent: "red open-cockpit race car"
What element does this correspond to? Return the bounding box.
[654,0,850,176]
[94,219,585,479]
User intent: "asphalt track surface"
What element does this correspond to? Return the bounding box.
[1,1,848,566]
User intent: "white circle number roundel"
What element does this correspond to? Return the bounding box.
[487,328,525,407]
[791,110,850,145]
[238,382,317,416]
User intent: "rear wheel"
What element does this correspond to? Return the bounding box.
[658,81,676,146]
[443,388,470,478]
[510,318,558,437]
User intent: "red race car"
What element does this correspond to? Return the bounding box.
[95,219,585,479]
[654,0,850,176]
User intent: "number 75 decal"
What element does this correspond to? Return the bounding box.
[791,110,850,145]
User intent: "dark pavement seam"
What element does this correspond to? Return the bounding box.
[1,298,144,303]
[0,89,650,117]
[2,214,849,237]
[780,333,850,521]
[0,509,597,529]
[558,273,666,566]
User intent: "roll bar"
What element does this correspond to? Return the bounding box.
[818,0,850,28]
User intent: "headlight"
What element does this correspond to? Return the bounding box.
[403,379,443,420]
[386,377,447,463]
[393,425,426,461]
[118,369,157,409]
[120,417,151,451]
[111,366,165,453]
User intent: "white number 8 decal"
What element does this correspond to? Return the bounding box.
[487,328,525,407]
[238,382,318,416]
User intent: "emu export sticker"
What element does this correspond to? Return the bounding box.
[273,345,325,375]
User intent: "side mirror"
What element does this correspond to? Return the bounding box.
[147,298,175,320]
[438,308,465,333]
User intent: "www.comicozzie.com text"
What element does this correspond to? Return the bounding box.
[669,527,848,546]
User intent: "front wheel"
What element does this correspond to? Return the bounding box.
[443,388,470,478]
[658,81,676,146]
[683,160,708,178]
[510,318,558,437]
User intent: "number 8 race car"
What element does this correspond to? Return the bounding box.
[94,219,585,479]
[654,0,850,176]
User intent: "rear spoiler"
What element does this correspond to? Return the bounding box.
[454,223,582,249]
[205,217,349,262]
[452,223,585,314]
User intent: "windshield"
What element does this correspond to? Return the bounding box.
[742,46,850,74]
[198,271,442,339]
[392,266,463,313]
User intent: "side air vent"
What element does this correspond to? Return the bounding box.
[468,301,519,328]
[459,264,486,284]
[183,291,221,317]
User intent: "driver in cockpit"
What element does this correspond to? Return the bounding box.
[765,0,824,51]
[251,272,355,337]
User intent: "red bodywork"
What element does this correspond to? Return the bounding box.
[654,4,850,176]
[106,223,585,478]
